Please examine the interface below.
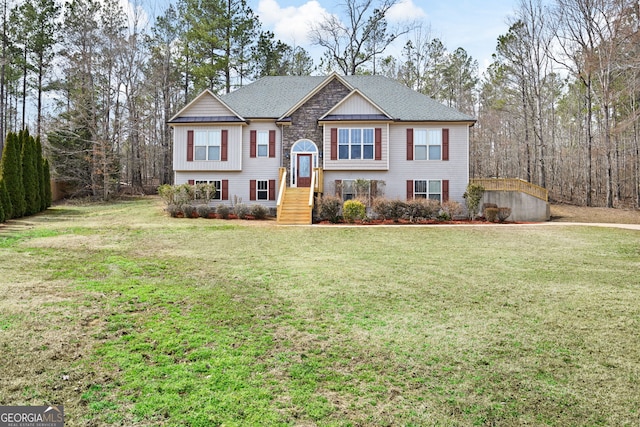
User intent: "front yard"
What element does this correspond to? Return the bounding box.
[0,197,638,426]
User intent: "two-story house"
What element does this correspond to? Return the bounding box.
[168,73,476,224]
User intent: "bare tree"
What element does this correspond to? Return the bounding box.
[310,0,413,75]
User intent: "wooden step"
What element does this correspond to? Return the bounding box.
[277,187,313,224]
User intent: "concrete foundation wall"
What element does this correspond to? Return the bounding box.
[481,191,550,222]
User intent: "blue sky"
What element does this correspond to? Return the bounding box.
[143,0,520,74]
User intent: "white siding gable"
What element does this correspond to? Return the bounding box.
[329,92,385,116]
[180,92,237,118]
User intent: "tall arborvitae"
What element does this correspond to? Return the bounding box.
[0,186,4,222]
[0,132,25,218]
[43,158,51,207]
[21,130,40,216]
[36,136,46,211]
[0,179,12,220]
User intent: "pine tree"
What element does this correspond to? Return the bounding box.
[0,179,12,221]
[0,132,25,218]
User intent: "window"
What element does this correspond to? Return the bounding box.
[415,180,442,201]
[257,180,269,200]
[414,129,441,160]
[338,128,374,160]
[195,180,221,200]
[257,131,269,157]
[194,130,221,161]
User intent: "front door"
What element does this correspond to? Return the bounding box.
[297,154,312,187]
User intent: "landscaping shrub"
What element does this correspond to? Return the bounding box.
[485,207,499,222]
[234,203,250,219]
[404,198,440,222]
[463,183,485,219]
[388,199,407,222]
[250,204,269,220]
[498,207,512,222]
[371,197,392,220]
[482,203,498,218]
[166,204,182,218]
[216,204,231,219]
[182,204,198,218]
[196,204,212,218]
[316,195,342,223]
[343,199,366,223]
[441,200,463,219]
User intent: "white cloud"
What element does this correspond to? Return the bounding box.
[386,0,427,23]
[257,0,331,45]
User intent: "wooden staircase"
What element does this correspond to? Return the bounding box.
[277,187,313,225]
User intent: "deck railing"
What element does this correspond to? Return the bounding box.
[470,178,548,202]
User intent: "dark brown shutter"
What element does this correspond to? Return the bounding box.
[406,180,414,200]
[221,130,228,161]
[221,180,229,200]
[330,128,338,160]
[269,130,276,158]
[269,179,276,200]
[442,128,449,161]
[375,128,382,160]
[187,130,194,161]
[188,179,195,185]
[443,180,449,202]
[249,180,256,201]
[334,179,342,197]
[406,128,413,161]
[250,130,257,158]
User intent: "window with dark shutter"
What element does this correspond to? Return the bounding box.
[269,130,276,158]
[250,131,257,158]
[187,130,194,161]
[221,130,228,161]
[334,179,342,197]
[442,129,449,161]
[249,180,256,200]
[269,179,276,200]
[188,179,195,185]
[330,128,338,160]
[406,129,413,161]
[221,180,229,200]
[406,180,414,199]
[443,180,449,202]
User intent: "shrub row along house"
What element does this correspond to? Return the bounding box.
[168,73,476,224]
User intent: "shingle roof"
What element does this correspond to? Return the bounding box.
[220,75,476,123]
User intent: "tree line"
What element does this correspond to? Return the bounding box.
[0,0,637,208]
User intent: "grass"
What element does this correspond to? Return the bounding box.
[0,197,639,426]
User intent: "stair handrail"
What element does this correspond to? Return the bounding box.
[309,167,316,207]
[277,168,287,220]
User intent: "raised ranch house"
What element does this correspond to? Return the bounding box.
[168,73,476,224]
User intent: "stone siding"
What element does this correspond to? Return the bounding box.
[282,79,351,174]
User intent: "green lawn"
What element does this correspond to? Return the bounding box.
[0,197,638,426]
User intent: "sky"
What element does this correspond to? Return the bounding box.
[143,0,521,74]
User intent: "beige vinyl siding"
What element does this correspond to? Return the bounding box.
[181,94,236,117]
[385,123,469,202]
[322,124,389,171]
[243,122,280,169]
[330,93,384,115]
[173,125,243,171]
